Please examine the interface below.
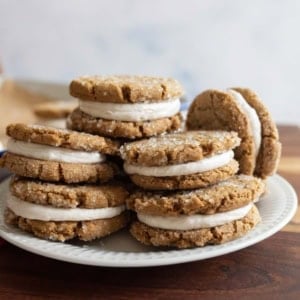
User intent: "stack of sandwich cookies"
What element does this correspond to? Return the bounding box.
[1,123,130,242]
[121,131,241,190]
[128,175,265,248]
[68,75,183,139]
[5,176,129,242]
[186,88,281,178]
[0,123,119,183]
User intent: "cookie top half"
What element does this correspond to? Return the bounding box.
[121,130,240,166]
[6,123,120,155]
[69,75,184,103]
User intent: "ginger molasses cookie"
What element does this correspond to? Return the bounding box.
[5,177,130,242]
[0,123,119,183]
[186,88,281,178]
[67,75,183,139]
[128,174,263,248]
[121,131,241,190]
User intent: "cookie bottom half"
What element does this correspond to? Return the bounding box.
[130,205,260,249]
[129,159,239,190]
[5,209,130,242]
[0,152,116,183]
[68,108,182,139]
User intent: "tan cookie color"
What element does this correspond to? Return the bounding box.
[5,208,129,242]
[0,153,116,183]
[127,175,265,216]
[6,123,119,155]
[67,108,182,139]
[10,176,128,209]
[69,75,183,103]
[121,131,240,166]
[129,160,239,190]
[186,88,281,178]
[33,101,77,119]
[130,205,260,249]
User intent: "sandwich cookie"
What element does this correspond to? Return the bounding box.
[67,75,183,139]
[121,131,241,190]
[128,175,264,248]
[33,100,77,128]
[5,176,130,242]
[186,88,281,178]
[0,123,119,183]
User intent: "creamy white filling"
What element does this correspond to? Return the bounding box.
[228,89,262,157]
[7,138,105,164]
[79,98,181,122]
[124,150,234,177]
[138,203,253,230]
[6,194,125,221]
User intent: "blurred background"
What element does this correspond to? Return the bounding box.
[0,0,299,124]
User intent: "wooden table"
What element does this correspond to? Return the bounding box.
[0,125,299,300]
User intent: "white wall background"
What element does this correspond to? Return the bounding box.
[0,0,299,124]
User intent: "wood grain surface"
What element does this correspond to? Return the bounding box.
[0,125,299,299]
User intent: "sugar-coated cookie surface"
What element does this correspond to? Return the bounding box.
[121,130,241,166]
[130,205,260,249]
[127,175,265,216]
[6,123,120,155]
[70,75,184,103]
[10,176,128,209]
[5,208,129,242]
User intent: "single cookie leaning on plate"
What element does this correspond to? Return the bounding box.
[5,176,130,242]
[186,88,281,178]
[121,131,241,190]
[67,75,183,139]
[128,174,264,248]
[0,123,120,183]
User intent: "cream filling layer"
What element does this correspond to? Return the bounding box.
[228,89,261,157]
[79,98,181,122]
[38,118,67,129]
[138,203,253,230]
[6,194,125,221]
[7,138,105,164]
[124,150,234,177]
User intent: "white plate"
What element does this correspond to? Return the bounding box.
[0,175,297,267]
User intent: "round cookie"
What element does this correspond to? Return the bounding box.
[1,123,119,183]
[121,131,241,190]
[0,152,116,183]
[5,208,129,242]
[6,123,120,155]
[68,75,184,139]
[10,176,128,209]
[127,175,265,216]
[69,75,183,103]
[186,88,281,178]
[130,205,260,249]
[68,108,182,139]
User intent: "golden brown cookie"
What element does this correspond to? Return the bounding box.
[186,88,281,178]
[67,108,182,139]
[70,75,183,103]
[127,175,265,216]
[5,208,129,242]
[121,131,240,190]
[129,160,239,190]
[0,152,116,183]
[33,100,77,118]
[121,130,240,166]
[130,205,260,249]
[10,176,128,209]
[6,123,119,155]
